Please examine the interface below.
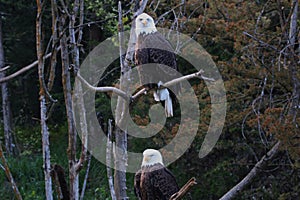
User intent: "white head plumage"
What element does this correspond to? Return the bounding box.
[141,149,164,167]
[135,13,157,37]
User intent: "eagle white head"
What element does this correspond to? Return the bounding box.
[141,149,164,167]
[135,13,157,37]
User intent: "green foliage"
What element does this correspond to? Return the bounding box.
[0,0,299,199]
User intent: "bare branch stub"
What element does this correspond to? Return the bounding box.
[169,177,197,200]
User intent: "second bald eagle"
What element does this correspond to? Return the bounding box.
[134,13,180,117]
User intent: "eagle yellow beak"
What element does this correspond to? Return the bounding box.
[142,20,147,26]
[143,155,150,162]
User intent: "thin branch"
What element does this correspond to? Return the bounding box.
[0,52,53,84]
[0,65,10,72]
[155,3,185,25]
[106,119,117,200]
[0,143,22,200]
[243,32,283,54]
[80,153,91,200]
[219,141,281,200]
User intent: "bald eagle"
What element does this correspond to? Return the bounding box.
[134,13,180,117]
[134,149,179,200]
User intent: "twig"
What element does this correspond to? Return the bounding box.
[0,65,10,72]
[243,32,283,54]
[169,177,197,200]
[155,3,185,25]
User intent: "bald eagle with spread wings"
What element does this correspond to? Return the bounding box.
[134,149,179,200]
[134,13,180,117]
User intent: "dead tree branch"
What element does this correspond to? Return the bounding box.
[106,119,117,200]
[0,143,22,200]
[0,52,53,84]
[169,177,197,200]
[80,153,91,200]
[219,141,281,200]
[78,70,208,102]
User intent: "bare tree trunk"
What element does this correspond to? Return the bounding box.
[113,1,148,199]
[0,143,22,200]
[114,3,128,199]
[0,14,14,156]
[59,11,79,200]
[36,1,53,199]
[59,1,86,199]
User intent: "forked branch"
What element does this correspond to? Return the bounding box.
[77,69,210,101]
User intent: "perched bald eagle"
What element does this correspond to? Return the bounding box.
[134,149,179,200]
[134,13,180,117]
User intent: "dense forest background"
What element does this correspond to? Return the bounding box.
[0,0,299,199]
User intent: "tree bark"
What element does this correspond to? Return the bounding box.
[113,1,149,199]
[59,11,79,200]
[59,1,86,199]
[114,3,129,199]
[36,1,53,199]
[0,13,14,155]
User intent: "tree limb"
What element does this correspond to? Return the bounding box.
[219,141,281,200]
[0,52,53,84]
[78,69,209,102]
[0,143,22,200]
[169,177,197,200]
[77,73,130,101]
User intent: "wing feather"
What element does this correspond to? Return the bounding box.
[135,32,180,95]
[137,163,179,200]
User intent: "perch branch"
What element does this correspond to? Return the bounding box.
[132,70,209,100]
[162,69,205,88]
[78,69,211,102]
[77,73,130,100]
[169,177,197,200]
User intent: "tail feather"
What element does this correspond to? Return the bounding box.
[154,88,173,117]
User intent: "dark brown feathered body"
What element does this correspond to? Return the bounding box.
[135,31,180,95]
[134,163,179,200]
